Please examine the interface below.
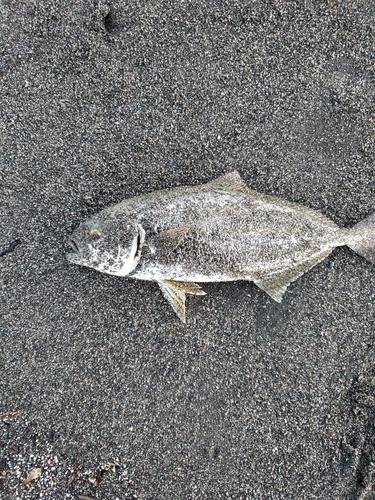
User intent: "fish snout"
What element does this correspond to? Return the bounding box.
[68,237,81,253]
[66,252,83,264]
[66,237,83,264]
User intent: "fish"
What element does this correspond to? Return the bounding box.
[66,171,375,322]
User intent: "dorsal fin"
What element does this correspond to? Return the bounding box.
[202,171,249,194]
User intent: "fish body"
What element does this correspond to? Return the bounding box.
[67,172,375,321]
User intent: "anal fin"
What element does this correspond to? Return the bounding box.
[157,280,206,323]
[254,247,334,302]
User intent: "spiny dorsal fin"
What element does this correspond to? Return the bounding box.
[157,280,206,322]
[202,171,249,194]
[254,246,334,302]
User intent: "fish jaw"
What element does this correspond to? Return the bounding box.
[65,244,136,275]
[66,236,85,266]
[66,252,84,266]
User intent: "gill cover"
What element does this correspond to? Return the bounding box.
[109,224,145,276]
[67,218,145,277]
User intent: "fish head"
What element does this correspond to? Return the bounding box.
[66,215,145,276]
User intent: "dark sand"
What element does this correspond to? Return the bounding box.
[1,1,375,498]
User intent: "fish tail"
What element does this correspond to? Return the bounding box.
[348,212,375,264]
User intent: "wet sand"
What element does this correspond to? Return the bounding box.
[1,1,375,498]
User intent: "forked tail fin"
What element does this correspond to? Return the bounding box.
[348,212,375,264]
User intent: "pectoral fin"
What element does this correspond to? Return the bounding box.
[150,227,190,253]
[254,247,334,302]
[157,280,206,323]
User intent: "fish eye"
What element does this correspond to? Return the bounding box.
[89,224,103,238]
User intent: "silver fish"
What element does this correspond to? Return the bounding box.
[67,171,375,322]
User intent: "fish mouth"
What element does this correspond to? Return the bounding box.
[68,237,81,253]
[66,237,82,264]
[66,252,83,264]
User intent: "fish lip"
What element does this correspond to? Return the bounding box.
[66,237,83,264]
[68,237,80,253]
[66,252,82,264]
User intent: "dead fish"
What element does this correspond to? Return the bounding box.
[67,171,375,322]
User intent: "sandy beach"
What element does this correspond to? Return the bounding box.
[1,1,374,498]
